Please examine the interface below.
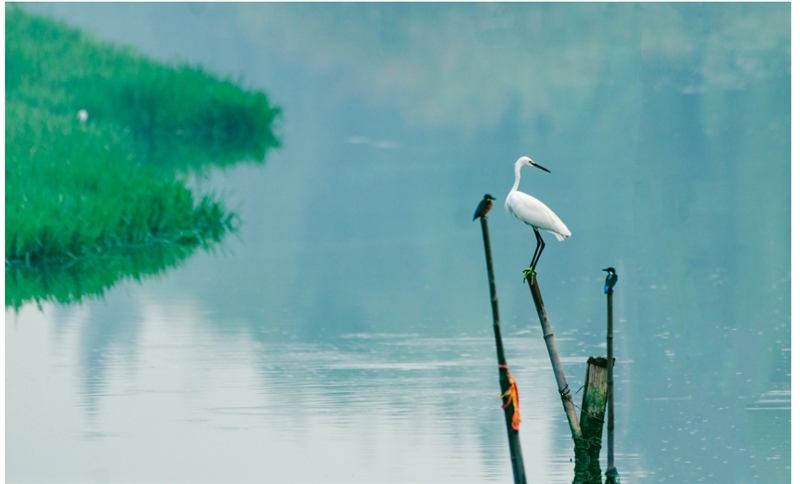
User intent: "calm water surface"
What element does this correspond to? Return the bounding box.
[8,3,790,483]
[10,294,603,483]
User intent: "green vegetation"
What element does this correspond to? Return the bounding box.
[5,7,281,309]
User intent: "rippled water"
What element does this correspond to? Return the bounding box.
[8,288,601,483]
[11,277,777,482]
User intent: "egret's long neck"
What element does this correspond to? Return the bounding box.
[511,163,522,192]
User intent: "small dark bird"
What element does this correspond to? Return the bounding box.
[473,194,496,220]
[602,267,617,294]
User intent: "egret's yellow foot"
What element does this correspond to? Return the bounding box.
[522,267,536,283]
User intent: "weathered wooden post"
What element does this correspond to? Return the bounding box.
[525,273,587,479]
[580,357,610,483]
[605,288,619,484]
[477,203,527,484]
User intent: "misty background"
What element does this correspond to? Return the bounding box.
[7,3,790,483]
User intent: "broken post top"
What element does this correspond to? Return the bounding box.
[587,356,609,368]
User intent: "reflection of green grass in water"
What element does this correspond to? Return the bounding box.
[6,239,217,310]
[5,8,281,309]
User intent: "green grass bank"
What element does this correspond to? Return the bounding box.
[5,7,281,308]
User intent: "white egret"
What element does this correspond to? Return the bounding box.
[505,156,571,273]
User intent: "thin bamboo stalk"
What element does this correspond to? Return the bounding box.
[605,289,619,484]
[479,215,527,484]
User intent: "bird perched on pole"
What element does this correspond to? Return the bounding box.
[505,156,571,277]
[473,194,496,220]
[603,267,617,294]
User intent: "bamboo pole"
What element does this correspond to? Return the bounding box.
[526,273,587,478]
[605,289,619,484]
[479,215,527,484]
[527,274,582,438]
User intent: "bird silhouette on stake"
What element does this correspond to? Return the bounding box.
[505,156,571,281]
[473,194,496,220]
[603,267,617,294]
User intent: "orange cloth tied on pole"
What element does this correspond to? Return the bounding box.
[498,364,522,430]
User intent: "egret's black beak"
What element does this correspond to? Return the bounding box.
[534,164,551,173]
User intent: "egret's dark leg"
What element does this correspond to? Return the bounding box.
[522,228,545,283]
[531,228,546,271]
[529,228,540,269]
[528,228,539,269]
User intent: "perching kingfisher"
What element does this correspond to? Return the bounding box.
[473,194,496,220]
[602,267,617,294]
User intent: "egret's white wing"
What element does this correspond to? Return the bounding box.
[505,191,571,240]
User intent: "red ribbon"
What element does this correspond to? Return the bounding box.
[498,364,522,430]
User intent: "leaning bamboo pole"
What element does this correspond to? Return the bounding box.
[479,213,527,484]
[526,273,587,479]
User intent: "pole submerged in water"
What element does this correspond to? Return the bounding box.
[580,356,610,482]
[476,203,527,484]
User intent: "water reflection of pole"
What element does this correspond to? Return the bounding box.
[605,288,618,484]
[477,203,527,484]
